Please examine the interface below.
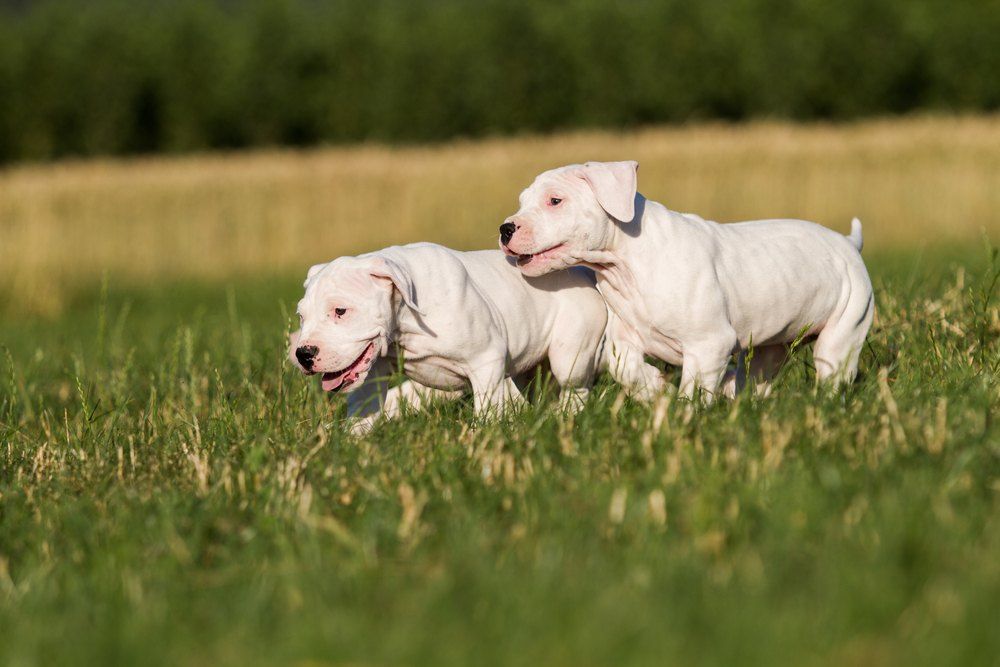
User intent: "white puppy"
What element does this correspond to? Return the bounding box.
[499,161,874,401]
[289,243,607,432]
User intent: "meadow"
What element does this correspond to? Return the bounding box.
[0,117,998,665]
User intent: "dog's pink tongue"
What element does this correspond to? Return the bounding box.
[322,373,345,392]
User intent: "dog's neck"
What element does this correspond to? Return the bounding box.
[388,289,408,341]
[571,193,646,270]
[575,193,658,320]
[387,289,434,355]
[610,192,647,247]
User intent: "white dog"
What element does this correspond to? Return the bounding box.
[499,161,874,401]
[289,243,608,432]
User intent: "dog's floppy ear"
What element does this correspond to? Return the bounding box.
[304,262,327,287]
[369,256,423,315]
[579,160,639,223]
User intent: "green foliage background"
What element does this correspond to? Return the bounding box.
[0,0,998,162]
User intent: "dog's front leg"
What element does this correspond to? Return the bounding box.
[346,358,392,434]
[351,381,464,436]
[679,334,738,404]
[604,340,667,402]
[468,356,525,419]
[382,381,463,421]
[557,386,590,414]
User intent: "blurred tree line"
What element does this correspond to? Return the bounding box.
[0,0,997,162]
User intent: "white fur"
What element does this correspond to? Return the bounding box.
[501,161,874,401]
[290,243,607,433]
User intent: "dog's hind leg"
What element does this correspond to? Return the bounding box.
[550,335,603,415]
[814,290,874,388]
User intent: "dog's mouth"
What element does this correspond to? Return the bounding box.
[515,243,566,267]
[321,342,376,393]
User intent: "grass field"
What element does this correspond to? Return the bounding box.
[1,117,999,666]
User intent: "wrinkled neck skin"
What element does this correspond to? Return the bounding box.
[383,289,430,363]
[353,286,399,366]
[571,193,647,301]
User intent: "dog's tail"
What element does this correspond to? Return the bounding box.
[846,217,863,253]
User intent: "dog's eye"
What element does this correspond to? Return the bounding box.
[548,197,563,206]
[334,307,347,318]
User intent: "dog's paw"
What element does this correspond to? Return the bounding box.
[349,415,378,436]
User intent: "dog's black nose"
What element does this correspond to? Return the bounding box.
[499,222,516,245]
[295,345,319,369]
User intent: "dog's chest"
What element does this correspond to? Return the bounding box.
[400,353,468,391]
[597,272,685,364]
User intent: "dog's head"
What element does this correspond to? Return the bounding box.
[288,254,419,393]
[499,160,638,277]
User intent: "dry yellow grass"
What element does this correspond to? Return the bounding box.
[2,115,999,313]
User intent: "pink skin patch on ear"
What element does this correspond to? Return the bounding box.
[321,342,376,392]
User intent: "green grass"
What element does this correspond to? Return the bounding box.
[1,246,998,667]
